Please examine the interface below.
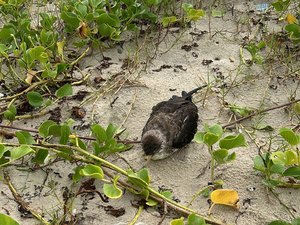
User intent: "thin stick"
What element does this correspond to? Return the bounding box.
[222,98,300,129]
[3,171,51,225]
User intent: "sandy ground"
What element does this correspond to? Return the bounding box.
[1,0,300,225]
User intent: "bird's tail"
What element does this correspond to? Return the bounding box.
[182,84,208,100]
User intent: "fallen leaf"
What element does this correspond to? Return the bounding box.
[25,70,38,84]
[209,189,239,214]
[77,21,90,38]
[286,13,298,24]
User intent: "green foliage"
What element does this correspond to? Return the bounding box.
[79,164,104,179]
[244,41,266,65]
[27,92,44,107]
[194,124,247,181]
[55,84,73,98]
[253,128,300,188]
[91,124,130,156]
[0,145,34,167]
[0,213,20,225]
[268,217,300,225]
[103,176,123,199]
[170,214,207,225]
[4,105,17,121]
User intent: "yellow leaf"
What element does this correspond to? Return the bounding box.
[77,21,90,38]
[209,189,239,214]
[0,0,6,4]
[56,40,65,61]
[286,14,298,24]
[25,70,38,84]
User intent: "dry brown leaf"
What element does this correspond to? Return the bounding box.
[77,21,90,38]
[209,189,239,214]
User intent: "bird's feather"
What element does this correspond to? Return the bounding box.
[141,85,206,159]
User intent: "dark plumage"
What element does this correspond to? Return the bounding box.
[141,85,207,160]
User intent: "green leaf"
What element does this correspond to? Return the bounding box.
[89,0,103,8]
[160,190,172,199]
[4,105,17,121]
[55,84,73,98]
[59,125,70,145]
[227,152,236,162]
[206,124,223,138]
[27,91,43,107]
[253,155,266,172]
[262,179,279,188]
[229,105,254,117]
[213,149,228,164]
[255,124,274,132]
[193,132,204,143]
[187,213,206,225]
[283,167,300,177]
[106,123,117,139]
[279,128,300,146]
[15,131,35,144]
[61,11,80,30]
[270,151,286,165]
[292,218,300,225]
[293,103,300,115]
[92,124,107,143]
[268,220,292,225]
[10,146,34,161]
[80,164,104,179]
[103,176,122,199]
[170,217,184,225]
[270,164,285,174]
[161,16,177,27]
[146,198,158,206]
[97,13,120,27]
[127,168,150,188]
[285,150,298,166]
[219,133,247,150]
[41,69,57,78]
[48,125,62,137]
[203,132,219,147]
[136,168,150,184]
[39,120,57,137]
[72,166,84,182]
[271,0,290,12]
[182,3,193,12]
[0,144,7,158]
[0,213,20,225]
[186,9,205,21]
[32,149,48,164]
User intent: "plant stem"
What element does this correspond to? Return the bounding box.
[209,146,215,183]
[222,98,300,129]
[3,171,51,225]
[1,142,226,225]
[128,205,143,225]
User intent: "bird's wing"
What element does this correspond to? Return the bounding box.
[172,102,198,148]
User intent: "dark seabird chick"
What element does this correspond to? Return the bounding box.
[141,85,207,160]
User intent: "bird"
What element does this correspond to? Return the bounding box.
[141,85,207,160]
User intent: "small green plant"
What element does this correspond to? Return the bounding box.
[268,217,300,225]
[170,213,208,225]
[0,213,20,225]
[0,120,222,225]
[244,41,266,65]
[194,124,247,183]
[253,128,300,188]
[272,0,300,42]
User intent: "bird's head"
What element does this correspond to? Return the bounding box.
[141,130,165,156]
